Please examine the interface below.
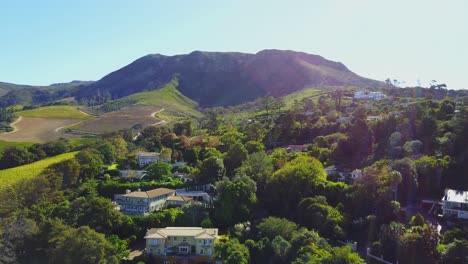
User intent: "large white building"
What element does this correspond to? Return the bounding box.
[442,189,468,219]
[145,227,218,262]
[114,188,176,215]
[354,91,386,101]
[137,151,161,167]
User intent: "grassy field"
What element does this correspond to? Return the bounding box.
[0,117,81,142]
[282,87,327,108]
[102,79,203,119]
[0,151,78,190]
[18,105,93,119]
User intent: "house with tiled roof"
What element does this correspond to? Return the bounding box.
[166,196,193,207]
[114,188,176,215]
[145,227,218,263]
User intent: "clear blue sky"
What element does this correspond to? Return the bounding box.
[1,0,467,89]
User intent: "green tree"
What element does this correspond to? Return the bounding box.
[145,161,172,181]
[215,238,249,264]
[195,156,226,183]
[244,140,265,154]
[97,142,117,164]
[264,156,326,215]
[183,148,199,165]
[48,226,119,264]
[244,121,267,142]
[173,120,193,136]
[224,142,248,176]
[296,196,344,239]
[76,149,104,181]
[214,175,257,227]
[257,217,298,241]
[440,239,468,264]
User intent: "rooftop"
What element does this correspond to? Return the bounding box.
[145,227,218,239]
[137,151,160,157]
[122,188,175,198]
[444,189,468,203]
[167,196,193,202]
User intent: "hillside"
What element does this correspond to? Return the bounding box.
[75,50,386,107]
[100,79,202,118]
[17,105,93,119]
[0,151,78,190]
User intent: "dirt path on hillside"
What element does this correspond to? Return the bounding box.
[2,116,23,134]
[151,108,167,125]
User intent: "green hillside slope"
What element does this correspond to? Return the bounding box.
[18,105,93,119]
[0,151,78,189]
[101,79,202,118]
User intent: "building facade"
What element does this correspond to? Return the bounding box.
[442,189,468,219]
[137,151,161,167]
[115,188,176,215]
[145,227,218,263]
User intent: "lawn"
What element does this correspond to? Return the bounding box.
[0,151,78,190]
[18,105,94,119]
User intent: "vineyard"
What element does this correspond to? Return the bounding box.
[0,151,78,189]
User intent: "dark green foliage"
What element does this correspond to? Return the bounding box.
[48,226,119,264]
[263,156,326,216]
[195,156,225,183]
[214,175,257,227]
[223,142,248,176]
[145,161,172,181]
[215,238,250,264]
[173,120,193,136]
[296,196,344,239]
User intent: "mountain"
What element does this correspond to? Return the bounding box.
[75,50,385,107]
[0,81,82,108]
[0,81,48,97]
[50,80,94,87]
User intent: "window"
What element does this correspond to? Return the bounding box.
[183,237,186,242]
[173,237,177,242]
[200,249,204,255]
[157,249,161,255]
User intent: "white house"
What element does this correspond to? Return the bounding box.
[366,116,382,122]
[442,189,468,219]
[145,227,218,260]
[172,172,193,183]
[137,152,161,167]
[350,169,364,180]
[354,91,386,101]
[324,165,346,182]
[114,188,176,215]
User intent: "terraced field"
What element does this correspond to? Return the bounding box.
[0,151,78,190]
[0,117,81,142]
[72,105,164,134]
[18,105,93,119]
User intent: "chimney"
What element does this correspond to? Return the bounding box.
[137,188,141,192]
[126,189,131,194]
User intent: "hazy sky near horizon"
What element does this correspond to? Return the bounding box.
[1,0,467,89]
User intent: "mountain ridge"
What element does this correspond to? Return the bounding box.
[74,49,385,107]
